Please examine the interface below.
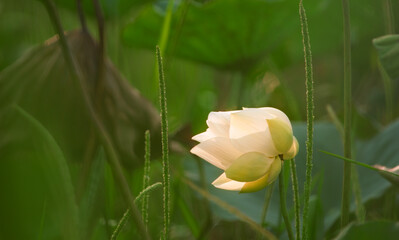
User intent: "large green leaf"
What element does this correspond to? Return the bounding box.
[124,0,299,70]
[124,0,385,71]
[0,106,79,239]
[373,34,399,80]
[334,221,399,240]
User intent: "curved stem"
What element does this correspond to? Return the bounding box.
[341,0,352,229]
[290,159,301,240]
[279,169,294,240]
[111,182,163,240]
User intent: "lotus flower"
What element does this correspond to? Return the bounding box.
[190,107,299,193]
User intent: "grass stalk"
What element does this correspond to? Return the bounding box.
[298,1,314,239]
[341,0,352,229]
[279,167,294,240]
[111,182,163,240]
[290,159,301,240]
[142,130,151,228]
[40,1,150,239]
[156,46,171,240]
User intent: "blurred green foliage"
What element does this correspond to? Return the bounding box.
[1,0,399,239]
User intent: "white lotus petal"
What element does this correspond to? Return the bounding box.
[257,107,292,129]
[206,111,238,137]
[190,137,242,170]
[230,110,277,156]
[230,131,278,156]
[212,173,245,191]
[230,109,273,136]
[192,129,217,142]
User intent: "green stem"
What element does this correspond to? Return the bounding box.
[290,159,301,240]
[111,182,163,240]
[341,0,352,229]
[299,1,314,239]
[156,46,171,240]
[142,130,151,228]
[279,169,294,240]
[40,1,150,239]
[260,182,275,227]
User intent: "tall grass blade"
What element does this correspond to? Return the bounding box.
[320,150,399,178]
[156,46,171,240]
[142,130,151,228]
[298,1,314,239]
[79,148,105,238]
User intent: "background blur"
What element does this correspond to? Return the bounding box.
[1,0,399,239]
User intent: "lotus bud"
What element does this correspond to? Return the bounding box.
[191,107,298,193]
[283,136,299,160]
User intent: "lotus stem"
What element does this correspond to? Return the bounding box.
[279,168,294,240]
[290,159,301,240]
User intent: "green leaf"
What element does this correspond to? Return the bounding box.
[0,106,79,239]
[225,152,273,182]
[335,221,399,240]
[123,0,298,70]
[373,35,399,79]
